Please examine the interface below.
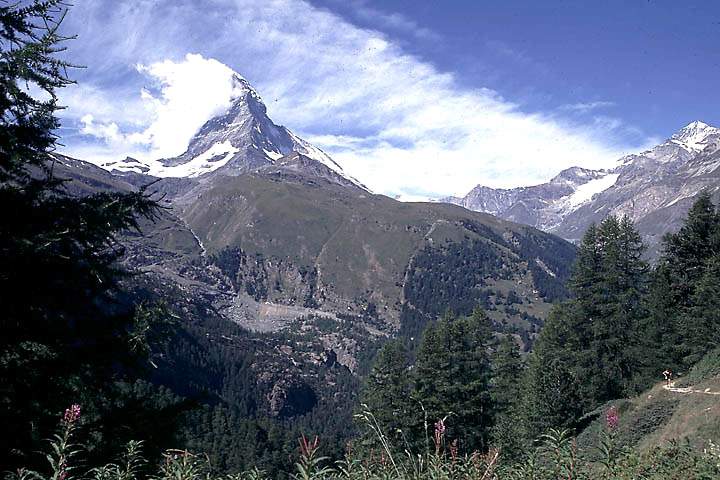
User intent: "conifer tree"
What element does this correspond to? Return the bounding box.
[490,336,523,414]
[358,340,414,451]
[521,215,648,440]
[646,192,720,370]
[634,262,679,384]
[0,1,160,469]
[589,215,648,400]
[489,335,524,458]
[413,308,493,453]
[686,254,720,362]
[519,305,584,442]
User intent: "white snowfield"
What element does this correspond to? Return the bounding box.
[563,173,620,208]
[262,148,284,161]
[103,141,239,178]
[152,141,239,177]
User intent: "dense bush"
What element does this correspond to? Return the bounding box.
[680,347,720,386]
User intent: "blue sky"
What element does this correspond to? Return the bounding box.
[57,0,720,198]
[319,0,720,134]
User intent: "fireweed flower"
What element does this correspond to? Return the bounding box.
[434,419,446,437]
[433,419,446,454]
[298,434,320,458]
[449,439,458,462]
[606,406,619,430]
[63,404,81,425]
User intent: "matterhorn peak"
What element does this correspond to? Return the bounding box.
[103,71,367,190]
[230,73,263,105]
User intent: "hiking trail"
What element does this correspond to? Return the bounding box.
[664,382,720,396]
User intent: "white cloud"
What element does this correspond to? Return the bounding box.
[71,53,242,160]
[59,0,651,198]
[132,54,243,157]
[80,114,122,142]
[335,0,441,42]
[559,101,616,114]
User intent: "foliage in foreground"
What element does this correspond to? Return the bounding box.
[0,0,173,471]
[9,405,720,480]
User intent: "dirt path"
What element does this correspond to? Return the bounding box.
[664,382,720,396]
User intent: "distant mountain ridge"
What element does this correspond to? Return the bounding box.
[442,166,616,231]
[445,121,720,254]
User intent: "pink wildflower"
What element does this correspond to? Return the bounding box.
[63,404,81,425]
[449,439,458,463]
[606,406,619,430]
[298,434,320,458]
[434,419,445,437]
[433,419,446,454]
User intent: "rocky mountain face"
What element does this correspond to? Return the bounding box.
[446,121,720,254]
[54,152,575,426]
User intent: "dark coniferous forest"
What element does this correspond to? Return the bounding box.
[3,2,720,479]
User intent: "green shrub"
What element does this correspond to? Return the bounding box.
[681,347,720,386]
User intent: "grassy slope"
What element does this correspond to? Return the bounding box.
[179,173,574,330]
[578,375,720,457]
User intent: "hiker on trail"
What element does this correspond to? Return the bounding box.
[663,369,672,386]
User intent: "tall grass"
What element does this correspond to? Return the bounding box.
[6,404,720,480]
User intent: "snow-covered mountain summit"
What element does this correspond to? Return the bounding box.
[101,74,366,189]
[669,120,720,153]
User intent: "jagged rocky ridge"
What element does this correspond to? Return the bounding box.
[445,121,720,253]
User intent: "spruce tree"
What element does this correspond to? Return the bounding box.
[519,305,584,442]
[686,254,720,362]
[0,1,160,469]
[590,215,648,400]
[521,216,649,439]
[413,308,493,453]
[490,336,523,414]
[489,335,524,459]
[358,340,414,451]
[646,192,720,370]
[635,262,679,384]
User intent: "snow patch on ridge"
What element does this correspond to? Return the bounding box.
[153,141,239,177]
[103,142,239,178]
[546,173,620,221]
[666,193,695,208]
[564,173,619,207]
[263,148,284,161]
[103,157,150,174]
[288,131,368,190]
